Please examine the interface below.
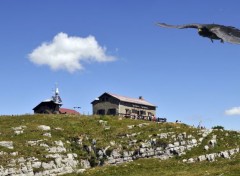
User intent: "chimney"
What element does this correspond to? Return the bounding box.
[139,96,143,100]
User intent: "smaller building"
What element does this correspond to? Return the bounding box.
[33,100,62,114]
[91,92,157,118]
[33,86,80,115]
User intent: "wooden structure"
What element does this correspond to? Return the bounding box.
[91,92,157,118]
[32,85,80,115]
[33,100,62,114]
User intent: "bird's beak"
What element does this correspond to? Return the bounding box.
[198,28,202,32]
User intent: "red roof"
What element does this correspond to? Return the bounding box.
[59,108,80,115]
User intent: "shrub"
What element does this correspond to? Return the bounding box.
[212,125,224,130]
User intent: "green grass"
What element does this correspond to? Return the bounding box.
[0,114,239,175]
[67,155,240,176]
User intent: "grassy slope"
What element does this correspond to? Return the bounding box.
[71,156,240,176]
[0,115,239,175]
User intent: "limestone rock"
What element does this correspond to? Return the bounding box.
[209,139,217,147]
[38,125,51,131]
[204,145,209,151]
[187,158,195,163]
[80,159,90,169]
[127,125,135,129]
[43,133,51,137]
[141,142,151,148]
[12,126,26,135]
[111,150,121,158]
[0,141,13,149]
[220,151,230,159]
[174,141,180,147]
[32,161,42,169]
[158,133,168,139]
[206,153,216,162]
[47,145,67,153]
[198,155,206,162]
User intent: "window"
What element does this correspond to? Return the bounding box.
[97,109,105,115]
[132,109,138,114]
[140,110,146,115]
[125,109,131,115]
[108,108,116,115]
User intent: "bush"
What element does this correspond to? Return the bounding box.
[212,125,224,130]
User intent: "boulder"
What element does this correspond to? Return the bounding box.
[198,138,203,142]
[32,161,42,169]
[48,146,66,153]
[206,153,216,162]
[158,133,168,139]
[111,150,121,158]
[198,155,206,162]
[187,158,195,163]
[55,140,64,147]
[0,141,13,149]
[191,139,197,145]
[220,151,230,159]
[110,141,115,146]
[182,132,187,138]
[177,134,183,140]
[204,145,209,151]
[139,148,146,154]
[146,148,155,156]
[42,161,55,170]
[179,146,186,153]
[180,141,186,146]
[43,133,51,137]
[80,159,91,169]
[38,125,51,131]
[174,141,180,147]
[209,139,217,147]
[141,142,151,148]
[127,125,135,129]
[229,148,239,156]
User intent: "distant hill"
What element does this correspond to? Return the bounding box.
[0,115,239,176]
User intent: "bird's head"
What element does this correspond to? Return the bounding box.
[198,27,209,37]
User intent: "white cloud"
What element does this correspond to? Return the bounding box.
[225,106,240,115]
[28,32,116,72]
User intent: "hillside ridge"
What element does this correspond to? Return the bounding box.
[0,115,239,176]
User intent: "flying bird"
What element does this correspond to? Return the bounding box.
[157,22,240,44]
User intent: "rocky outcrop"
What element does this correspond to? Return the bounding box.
[183,147,239,163]
[12,126,26,135]
[0,122,238,175]
[0,139,79,176]
[101,129,213,165]
[0,122,79,176]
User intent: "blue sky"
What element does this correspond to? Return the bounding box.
[1,0,240,130]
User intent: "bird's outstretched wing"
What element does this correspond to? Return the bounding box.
[157,23,203,29]
[210,26,240,44]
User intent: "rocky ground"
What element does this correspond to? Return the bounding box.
[0,115,239,176]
